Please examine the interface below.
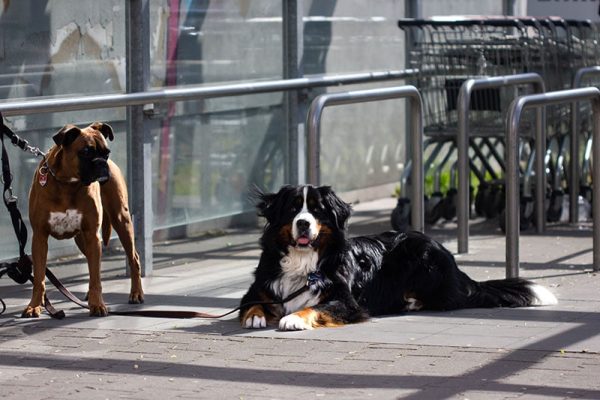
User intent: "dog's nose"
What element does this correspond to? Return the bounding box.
[296,219,310,231]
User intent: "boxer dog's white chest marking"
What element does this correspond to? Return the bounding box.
[49,209,83,235]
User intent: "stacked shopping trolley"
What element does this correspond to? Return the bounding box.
[392,16,599,232]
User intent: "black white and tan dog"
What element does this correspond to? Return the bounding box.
[23,122,144,318]
[239,185,557,331]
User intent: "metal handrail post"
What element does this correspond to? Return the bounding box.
[306,85,425,232]
[570,66,600,223]
[457,73,545,254]
[127,0,152,276]
[283,0,304,184]
[506,87,600,278]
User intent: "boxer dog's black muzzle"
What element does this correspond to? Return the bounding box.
[79,147,111,186]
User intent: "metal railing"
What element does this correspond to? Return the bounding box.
[457,73,546,254]
[505,87,600,278]
[570,66,600,223]
[306,85,425,232]
[0,70,418,116]
[0,69,419,275]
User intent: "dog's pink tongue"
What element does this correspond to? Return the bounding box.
[297,237,310,245]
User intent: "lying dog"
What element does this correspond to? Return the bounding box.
[23,122,144,318]
[240,185,557,330]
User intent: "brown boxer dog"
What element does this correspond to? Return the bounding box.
[23,122,144,318]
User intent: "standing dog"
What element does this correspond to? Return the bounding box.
[23,122,144,318]
[240,185,557,330]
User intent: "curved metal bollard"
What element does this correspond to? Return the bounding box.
[457,73,546,254]
[506,87,600,278]
[570,66,600,223]
[306,85,425,232]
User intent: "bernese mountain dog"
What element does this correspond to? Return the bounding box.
[239,185,557,331]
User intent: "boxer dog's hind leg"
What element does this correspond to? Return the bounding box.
[101,164,144,304]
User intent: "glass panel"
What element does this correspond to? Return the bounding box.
[148,1,284,229]
[150,0,283,87]
[0,1,127,100]
[0,1,126,259]
[303,1,407,194]
[150,95,286,230]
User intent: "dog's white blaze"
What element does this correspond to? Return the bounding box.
[292,186,318,242]
[271,246,320,314]
[279,314,312,331]
[528,284,558,306]
[48,209,82,235]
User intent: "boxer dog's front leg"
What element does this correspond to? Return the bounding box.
[82,231,108,316]
[22,232,48,318]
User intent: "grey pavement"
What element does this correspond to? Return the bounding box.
[1,197,599,399]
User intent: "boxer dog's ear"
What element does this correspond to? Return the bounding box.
[90,122,114,141]
[53,125,81,147]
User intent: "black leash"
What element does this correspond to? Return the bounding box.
[0,112,64,317]
[1,112,38,315]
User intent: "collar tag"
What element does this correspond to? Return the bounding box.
[38,167,48,187]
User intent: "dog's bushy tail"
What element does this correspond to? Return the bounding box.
[466,278,557,308]
[101,209,112,247]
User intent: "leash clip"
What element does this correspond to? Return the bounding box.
[3,188,17,204]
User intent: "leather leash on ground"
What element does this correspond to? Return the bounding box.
[45,268,310,319]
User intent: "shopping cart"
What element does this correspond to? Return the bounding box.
[393,16,599,231]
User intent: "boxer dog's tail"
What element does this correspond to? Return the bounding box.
[102,209,112,247]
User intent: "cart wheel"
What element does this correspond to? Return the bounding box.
[475,182,490,217]
[485,181,505,219]
[580,185,593,205]
[425,192,444,225]
[469,185,475,218]
[441,188,458,221]
[391,198,411,232]
[546,189,564,222]
[498,195,534,233]
[521,195,534,230]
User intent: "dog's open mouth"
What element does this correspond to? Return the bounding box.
[295,235,312,247]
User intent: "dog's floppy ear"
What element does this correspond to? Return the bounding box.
[250,185,277,221]
[53,124,81,147]
[318,185,352,229]
[90,122,114,141]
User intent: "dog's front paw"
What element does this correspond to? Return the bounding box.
[241,305,267,329]
[279,313,312,331]
[21,305,42,318]
[88,303,109,317]
[128,290,144,304]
